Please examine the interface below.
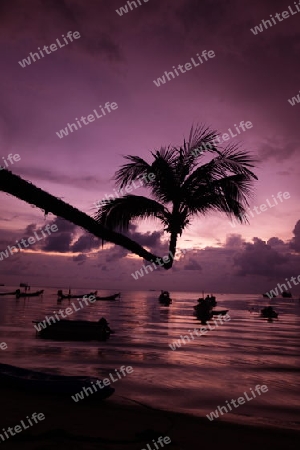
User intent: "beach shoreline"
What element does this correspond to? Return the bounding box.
[1,386,299,450]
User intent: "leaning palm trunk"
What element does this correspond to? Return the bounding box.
[168,231,178,265]
[0,169,169,267]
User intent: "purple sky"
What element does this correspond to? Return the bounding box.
[0,0,299,292]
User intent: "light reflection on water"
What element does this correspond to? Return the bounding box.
[0,288,299,429]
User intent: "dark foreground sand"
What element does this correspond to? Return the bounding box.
[0,386,299,450]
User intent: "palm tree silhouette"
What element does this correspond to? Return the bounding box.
[95,125,257,268]
[0,125,257,270]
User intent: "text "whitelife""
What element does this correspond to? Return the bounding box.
[18,31,81,68]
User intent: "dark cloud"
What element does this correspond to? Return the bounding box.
[290,220,300,252]
[72,253,87,264]
[105,247,128,263]
[71,234,100,253]
[125,224,165,254]
[267,237,285,247]
[225,234,244,249]
[43,233,72,252]
[42,218,76,252]
[233,237,288,277]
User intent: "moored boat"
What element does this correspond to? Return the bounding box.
[57,290,120,301]
[261,306,278,319]
[57,290,97,299]
[193,295,221,323]
[16,289,44,298]
[0,363,115,398]
[0,291,17,296]
[95,293,120,301]
[33,317,113,341]
[201,295,217,307]
[282,291,292,298]
[194,309,213,324]
[158,291,172,305]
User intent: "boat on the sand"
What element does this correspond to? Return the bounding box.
[0,363,115,398]
[16,289,44,298]
[33,317,113,341]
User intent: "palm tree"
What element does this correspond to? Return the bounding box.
[95,125,258,269]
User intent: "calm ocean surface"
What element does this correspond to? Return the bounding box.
[0,288,299,430]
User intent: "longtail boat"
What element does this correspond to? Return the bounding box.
[0,291,17,296]
[95,293,120,301]
[16,289,44,298]
[57,290,97,299]
[57,290,120,301]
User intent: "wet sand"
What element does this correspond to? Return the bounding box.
[0,386,299,450]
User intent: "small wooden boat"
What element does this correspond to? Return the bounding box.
[158,291,172,305]
[261,306,278,319]
[282,291,292,298]
[33,317,113,341]
[194,298,214,324]
[95,293,120,301]
[197,295,217,307]
[0,291,17,296]
[16,289,44,298]
[57,290,97,299]
[194,310,213,324]
[0,363,115,398]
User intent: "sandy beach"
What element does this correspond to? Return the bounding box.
[1,385,299,450]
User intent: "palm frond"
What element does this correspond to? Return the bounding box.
[149,149,179,203]
[171,125,220,185]
[94,195,170,232]
[211,144,258,179]
[115,156,152,189]
[186,124,219,156]
[184,173,255,222]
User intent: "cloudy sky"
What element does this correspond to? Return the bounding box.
[0,0,299,292]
